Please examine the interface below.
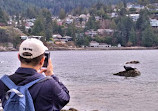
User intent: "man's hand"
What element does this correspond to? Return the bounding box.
[39,58,54,76]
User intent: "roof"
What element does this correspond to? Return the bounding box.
[63,36,72,39]
[90,41,99,43]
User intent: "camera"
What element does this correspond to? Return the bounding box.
[43,52,50,67]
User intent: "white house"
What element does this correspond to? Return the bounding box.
[65,18,73,24]
[26,18,36,23]
[79,14,87,21]
[95,16,101,21]
[99,43,111,48]
[97,29,114,35]
[129,14,140,21]
[25,22,34,30]
[30,36,43,40]
[53,35,72,43]
[52,34,62,38]
[20,36,43,40]
[20,36,28,40]
[150,19,158,28]
[111,12,118,18]
[79,14,90,22]
[127,3,145,10]
[90,41,112,48]
[89,41,99,47]
[118,43,122,47]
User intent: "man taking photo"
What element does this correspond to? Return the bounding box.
[0,38,70,111]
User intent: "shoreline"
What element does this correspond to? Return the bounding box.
[84,46,158,50]
[0,47,158,52]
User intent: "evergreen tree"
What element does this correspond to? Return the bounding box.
[129,28,137,46]
[58,26,64,36]
[66,23,76,37]
[72,7,82,16]
[45,22,53,41]
[85,15,99,30]
[25,7,37,19]
[119,8,127,16]
[52,20,59,34]
[136,9,150,31]
[59,9,66,19]
[0,29,9,43]
[116,16,134,46]
[110,19,117,29]
[43,9,53,41]
[142,26,155,47]
[97,7,105,17]
[75,36,90,46]
[32,17,45,36]
[0,8,8,25]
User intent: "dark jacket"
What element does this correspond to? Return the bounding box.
[0,67,70,111]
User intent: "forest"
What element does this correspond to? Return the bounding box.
[0,0,158,48]
[0,0,147,15]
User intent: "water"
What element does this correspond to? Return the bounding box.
[0,50,158,111]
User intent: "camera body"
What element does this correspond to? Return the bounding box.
[43,52,50,67]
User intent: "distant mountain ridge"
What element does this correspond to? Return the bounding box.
[0,0,137,15]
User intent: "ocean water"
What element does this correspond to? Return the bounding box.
[0,50,158,111]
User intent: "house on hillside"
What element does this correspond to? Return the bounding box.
[20,36,43,40]
[95,16,101,21]
[65,18,73,24]
[79,14,89,22]
[25,22,34,30]
[111,12,118,18]
[118,43,122,47]
[52,34,62,41]
[20,36,28,40]
[89,41,99,47]
[129,14,140,21]
[85,30,98,37]
[127,3,145,11]
[52,16,58,21]
[56,19,63,26]
[62,36,73,42]
[150,19,158,28]
[89,41,112,48]
[7,16,13,25]
[52,34,72,43]
[97,29,114,36]
[26,18,36,23]
[99,43,111,48]
[30,36,43,40]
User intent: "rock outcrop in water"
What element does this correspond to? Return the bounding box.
[113,69,141,77]
[113,66,141,78]
[61,108,78,111]
[61,108,98,111]
[126,61,140,64]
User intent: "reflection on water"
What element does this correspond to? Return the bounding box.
[0,50,158,111]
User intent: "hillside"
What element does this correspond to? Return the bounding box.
[0,0,138,15]
[0,26,25,49]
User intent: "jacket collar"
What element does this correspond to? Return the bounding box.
[15,67,38,75]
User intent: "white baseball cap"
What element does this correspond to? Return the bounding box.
[19,38,48,59]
